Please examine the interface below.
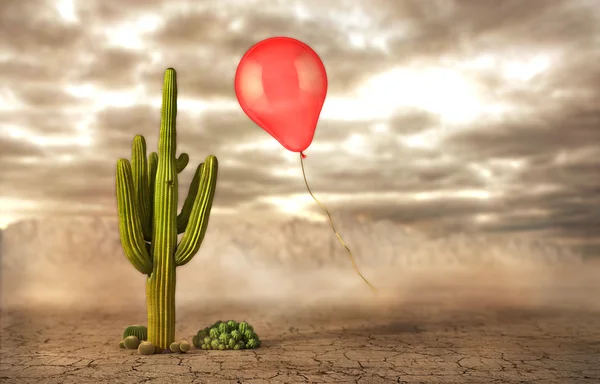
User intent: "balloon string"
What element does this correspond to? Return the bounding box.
[299,152,377,292]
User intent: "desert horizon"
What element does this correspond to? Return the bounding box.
[1,214,597,310]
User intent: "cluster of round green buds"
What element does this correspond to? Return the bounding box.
[228,338,236,349]
[238,321,250,334]
[219,333,230,344]
[243,330,255,340]
[218,322,229,334]
[194,327,211,348]
[230,330,242,342]
[209,328,220,339]
[197,329,208,338]
[194,320,261,350]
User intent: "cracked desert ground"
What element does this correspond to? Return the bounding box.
[2,262,600,384]
[0,219,600,384]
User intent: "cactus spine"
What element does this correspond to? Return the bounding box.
[115,68,219,352]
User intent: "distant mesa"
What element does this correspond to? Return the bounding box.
[1,215,583,270]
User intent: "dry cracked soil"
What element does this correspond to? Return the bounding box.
[1,295,599,384]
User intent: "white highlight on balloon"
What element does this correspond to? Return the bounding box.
[295,53,325,94]
[237,60,264,104]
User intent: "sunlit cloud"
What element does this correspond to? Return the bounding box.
[55,0,79,23]
[103,15,165,50]
[322,65,512,125]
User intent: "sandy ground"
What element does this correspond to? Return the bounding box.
[1,290,600,384]
[2,262,600,383]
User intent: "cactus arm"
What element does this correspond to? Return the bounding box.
[116,159,153,274]
[174,155,218,266]
[131,135,152,239]
[148,152,158,188]
[176,153,189,173]
[176,163,202,233]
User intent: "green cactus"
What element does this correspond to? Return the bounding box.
[209,328,220,339]
[123,335,141,349]
[180,340,191,352]
[197,329,209,339]
[243,330,254,340]
[218,323,229,334]
[226,320,238,329]
[219,333,230,344]
[123,325,147,341]
[115,68,219,352]
[227,338,236,349]
[138,341,156,355]
[169,341,181,353]
[230,330,241,342]
[238,321,249,334]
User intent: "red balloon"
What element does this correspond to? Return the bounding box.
[235,37,328,153]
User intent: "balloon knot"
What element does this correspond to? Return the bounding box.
[301,152,307,159]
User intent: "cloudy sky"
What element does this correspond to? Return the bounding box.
[1,0,599,254]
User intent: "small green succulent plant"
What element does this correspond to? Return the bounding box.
[192,320,261,350]
[168,340,191,353]
[123,325,148,341]
[138,341,156,355]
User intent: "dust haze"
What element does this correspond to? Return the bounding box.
[2,216,598,320]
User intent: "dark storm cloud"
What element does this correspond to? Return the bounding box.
[378,0,598,54]
[311,109,438,143]
[0,137,45,158]
[10,86,83,108]
[147,7,390,97]
[0,0,83,53]
[1,110,87,135]
[187,110,269,146]
[75,48,147,88]
[387,110,441,135]
[94,105,161,137]
[443,108,600,159]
